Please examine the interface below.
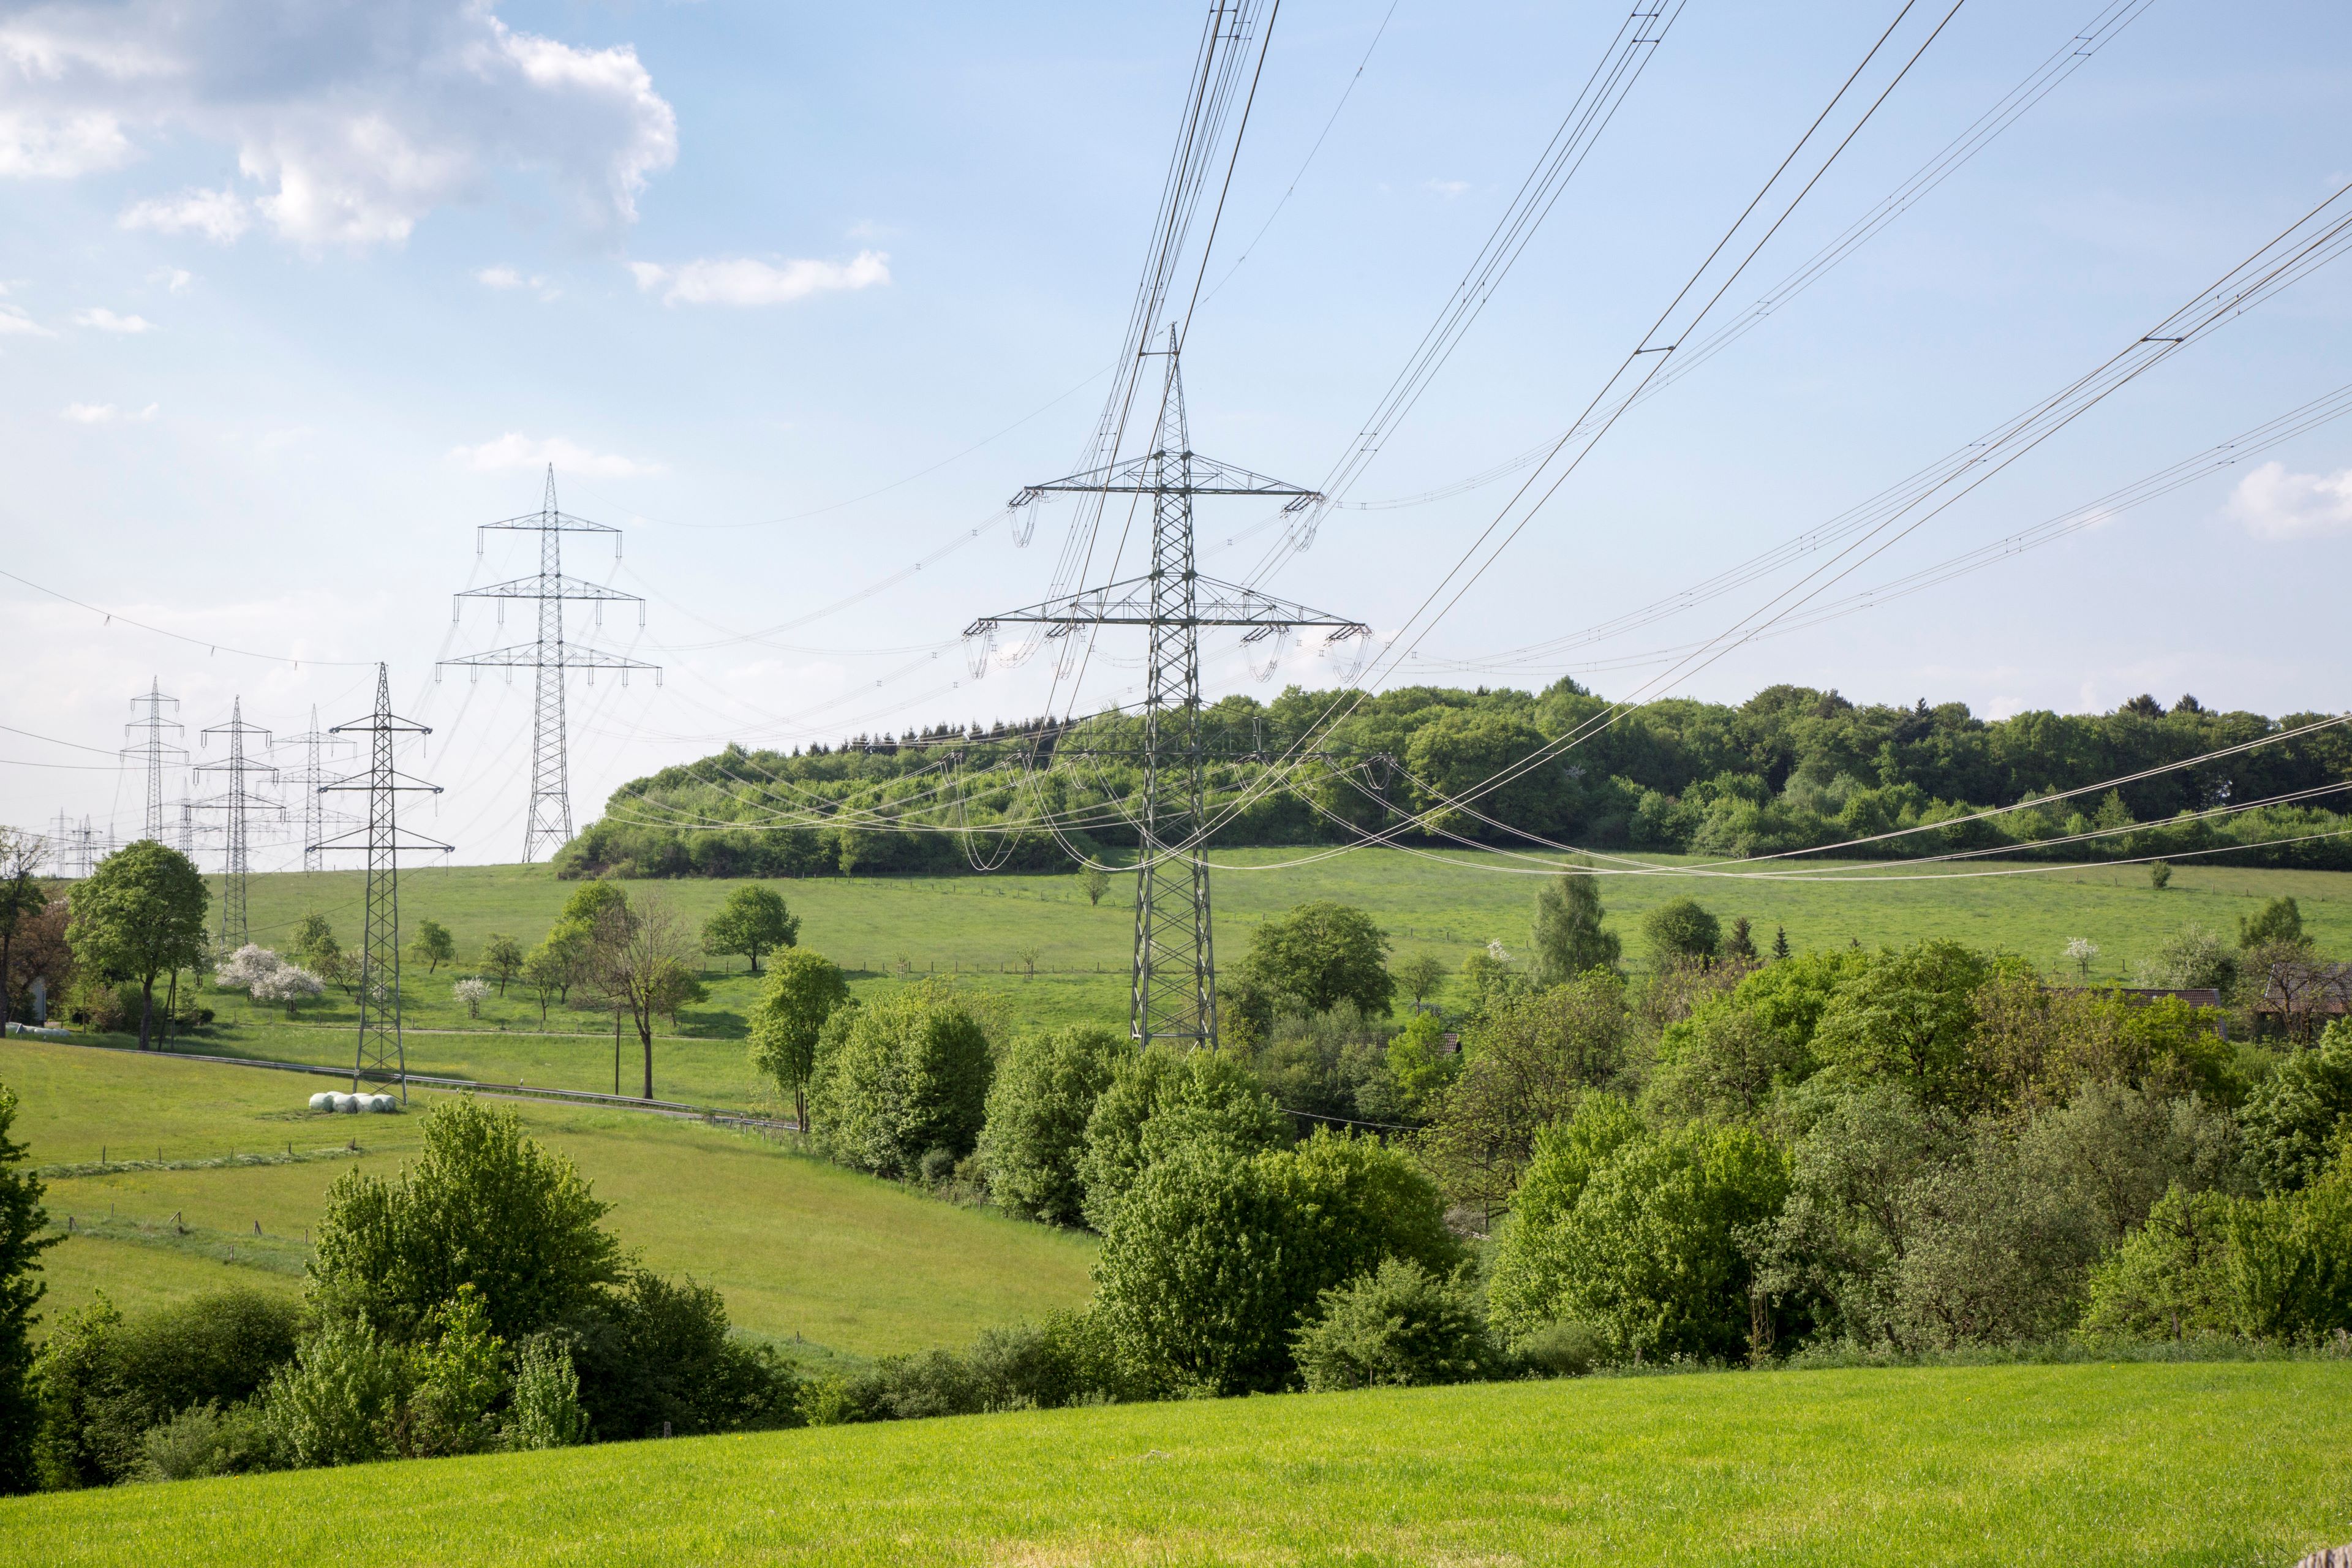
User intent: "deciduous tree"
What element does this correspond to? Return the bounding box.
[701,885,799,975]
[65,840,206,1050]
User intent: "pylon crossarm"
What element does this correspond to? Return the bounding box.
[1014,450,1325,503]
[454,574,643,604]
[439,646,657,671]
[479,510,622,535]
[969,575,1368,635]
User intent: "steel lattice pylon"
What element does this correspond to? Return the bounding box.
[315,664,448,1101]
[968,337,1368,1049]
[195,698,279,948]
[121,679,185,841]
[277,707,355,872]
[440,466,660,864]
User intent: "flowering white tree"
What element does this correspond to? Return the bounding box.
[2064,936,2100,979]
[453,977,492,1019]
[252,964,326,1019]
[214,943,284,992]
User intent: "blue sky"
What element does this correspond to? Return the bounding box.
[3,0,2350,867]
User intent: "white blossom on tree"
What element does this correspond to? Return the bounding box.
[251,963,325,1017]
[2064,936,2100,979]
[214,943,284,992]
[453,976,492,1019]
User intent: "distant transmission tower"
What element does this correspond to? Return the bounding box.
[278,707,355,872]
[440,466,659,864]
[316,664,449,1101]
[196,699,279,947]
[968,336,1366,1048]
[121,678,186,840]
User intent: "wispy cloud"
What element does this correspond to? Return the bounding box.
[0,305,56,337]
[118,186,251,243]
[154,268,193,295]
[628,251,890,306]
[61,402,159,424]
[75,307,154,334]
[2225,460,2352,540]
[449,432,661,478]
[476,265,525,288]
[1424,178,1470,198]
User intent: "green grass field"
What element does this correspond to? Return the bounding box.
[1,1361,2343,1565]
[2,1038,1095,1356]
[194,847,2352,1056]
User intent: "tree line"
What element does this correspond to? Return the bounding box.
[556,682,2352,879]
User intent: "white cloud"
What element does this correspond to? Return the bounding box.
[1424,178,1470,198]
[0,304,55,337]
[2,2,677,249]
[61,402,158,423]
[118,186,251,242]
[628,251,891,307]
[74,307,154,334]
[2225,459,2352,540]
[476,265,524,288]
[450,432,661,478]
[154,267,193,295]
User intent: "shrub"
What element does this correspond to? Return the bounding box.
[401,1286,507,1458]
[1487,1101,1789,1363]
[1093,1129,1460,1395]
[2238,1022,2352,1194]
[1512,1319,1604,1378]
[1251,1001,1392,1123]
[1529,865,1620,986]
[1640,897,1721,965]
[260,1317,410,1469]
[139,1399,275,1481]
[2081,1184,2240,1341]
[807,987,993,1180]
[746,949,849,1129]
[505,1333,589,1450]
[1077,1046,1287,1229]
[979,1025,1123,1225]
[0,1082,54,1496]
[1292,1257,1498,1391]
[311,1098,620,1345]
[1227,901,1395,1027]
[1887,1127,2103,1350]
[565,1269,801,1440]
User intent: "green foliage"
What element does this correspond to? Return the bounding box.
[2237,1022,2352,1193]
[1250,1001,1392,1123]
[1640,897,1721,965]
[0,1083,54,1494]
[2239,895,2305,949]
[565,1268,801,1440]
[138,1398,275,1482]
[806,986,993,1180]
[1076,1045,1287,1231]
[408,919,456,974]
[2149,861,2173,891]
[1811,941,2015,1111]
[1383,1008,1460,1120]
[2082,1185,2241,1340]
[1092,1130,1459,1395]
[1417,973,1630,1219]
[797,1308,1134,1425]
[1292,1257,1498,1391]
[29,1285,301,1488]
[1079,866,1111,907]
[64,840,206,1048]
[745,948,849,1128]
[1229,900,1395,1025]
[504,1333,589,1450]
[1395,952,1447,1003]
[478,933,526,995]
[559,880,630,930]
[1488,1101,1787,1362]
[1886,1125,2104,1350]
[288,911,336,965]
[701,884,799,974]
[403,1286,508,1458]
[310,1099,621,1344]
[1529,867,1620,986]
[260,1316,409,1469]
[1725,916,1759,963]
[1970,974,2239,1112]
[979,1025,1123,1226]
[1649,1000,1815,1120]
[1735,948,1867,1052]
[2141,922,2237,993]
[2224,1142,2352,1342]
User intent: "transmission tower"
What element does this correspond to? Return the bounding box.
[440,466,659,864]
[121,678,186,840]
[277,707,355,872]
[968,336,1366,1049]
[315,664,449,1101]
[195,699,279,948]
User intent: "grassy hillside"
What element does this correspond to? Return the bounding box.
[2,1039,1095,1355]
[202,847,2352,1055]
[2,1362,2345,1566]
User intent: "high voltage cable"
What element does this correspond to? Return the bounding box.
[0,565,374,669]
[1240,0,1691,583]
[1409,378,2352,676]
[1324,0,2158,520]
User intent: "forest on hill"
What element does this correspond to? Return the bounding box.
[556,682,2352,880]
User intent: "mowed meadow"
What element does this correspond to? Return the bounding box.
[186,849,2352,1102]
[2,1361,2346,1567]
[5,1039,1095,1358]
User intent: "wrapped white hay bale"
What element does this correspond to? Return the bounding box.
[308,1091,336,1112]
[366,1094,398,1114]
[331,1093,359,1114]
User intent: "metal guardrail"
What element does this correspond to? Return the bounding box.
[33,1035,802,1132]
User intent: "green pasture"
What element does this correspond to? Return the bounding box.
[1,1039,1095,1355]
[3,1360,2345,1566]
[200,848,2352,1050]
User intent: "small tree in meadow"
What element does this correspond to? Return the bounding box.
[701,886,798,975]
[409,920,456,975]
[747,949,850,1129]
[1079,866,1112,907]
[1396,953,1447,1004]
[453,978,491,1019]
[479,935,526,996]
